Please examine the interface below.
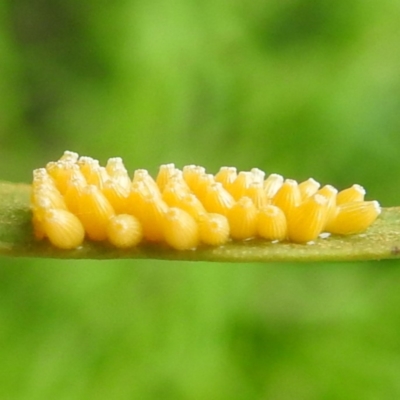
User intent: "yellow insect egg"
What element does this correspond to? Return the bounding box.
[133,169,161,196]
[77,185,115,241]
[165,170,191,193]
[46,161,78,194]
[215,166,237,192]
[102,180,129,214]
[251,168,266,184]
[106,157,131,191]
[162,181,206,220]
[299,178,321,200]
[245,182,269,209]
[317,185,338,229]
[85,166,109,190]
[287,194,328,243]
[128,179,163,214]
[182,164,196,184]
[42,209,85,249]
[64,176,87,215]
[336,184,366,205]
[156,163,177,192]
[327,201,381,235]
[126,181,151,217]
[58,150,79,163]
[264,173,284,200]
[33,168,55,187]
[78,157,100,181]
[31,198,55,239]
[182,165,206,192]
[32,186,67,211]
[31,175,55,200]
[45,161,57,176]
[202,182,235,216]
[229,171,254,200]
[162,181,187,206]
[227,197,258,240]
[193,173,215,201]
[107,214,143,248]
[162,207,199,250]
[66,164,87,184]
[137,194,168,242]
[272,179,301,218]
[198,213,230,246]
[175,193,207,221]
[257,205,287,241]
[105,157,124,174]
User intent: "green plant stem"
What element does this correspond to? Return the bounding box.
[1,181,400,262]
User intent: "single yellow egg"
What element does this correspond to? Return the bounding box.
[298,178,320,200]
[64,176,87,215]
[77,185,115,241]
[85,166,109,190]
[162,207,199,250]
[193,173,215,201]
[175,194,207,220]
[336,184,366,205]
[227,197,258,240]
[162,182,186,205]
[250,168,266,184]
[245,182,269,209]
[133,169,161,196]
[214,166,237,193]
[287,194,328,243]
[137,194,168,242]
[102,180,129,214]
[127,181,162,219]
[202,182,235,216]
[182,165,206,192]
[257,205,287,241]
[317,185,338,230]
[42,209,85,249]
[32,168,55,187]
[229,171,254,200]
[46,161,79,194]
[166,170,191,192]
[107,214,143,248]
[127,181,151,217]
[105,157,125,174]
[198,213,230,246]
[163,176,190,200]
[44,161,58,177]
[327,201,381,235]
[32,169,54,187]
[58,150,79,163]
[272,179,301,218]
[106,157,131,191]
[32,186,67,211]
[78,157,100,181]
[156,163,177,192]
[264,174,284,199]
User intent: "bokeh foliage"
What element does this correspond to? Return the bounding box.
[1,0,400,398]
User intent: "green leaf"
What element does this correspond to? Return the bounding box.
[1,181,399,262]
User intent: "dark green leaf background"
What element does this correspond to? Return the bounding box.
[1,0,400,398]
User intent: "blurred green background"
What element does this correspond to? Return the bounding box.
[1,0,400,398]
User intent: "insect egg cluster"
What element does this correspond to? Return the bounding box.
[30,151,381,250]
